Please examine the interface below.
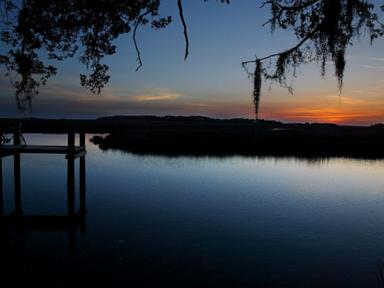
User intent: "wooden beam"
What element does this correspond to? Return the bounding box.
[0,145,85,154]
[0,155,3,216]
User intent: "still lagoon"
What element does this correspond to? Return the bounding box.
[1,134,384,287]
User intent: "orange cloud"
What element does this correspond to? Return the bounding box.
[133,91,182,102]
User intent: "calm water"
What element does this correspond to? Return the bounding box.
[1,134,384,287]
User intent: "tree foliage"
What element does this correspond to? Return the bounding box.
[243,0,384,119]
[0,0,383,115]
[0,0,231,110]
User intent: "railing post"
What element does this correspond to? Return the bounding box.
[67,132,75,217]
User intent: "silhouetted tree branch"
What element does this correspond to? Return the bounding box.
[0,0,231,111]
[242,0,384,119]
[178,0,189,61]
[133,10,152,71]
[260,0,321,28]
[0,0,382,116]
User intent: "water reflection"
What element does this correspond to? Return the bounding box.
[1,134,384,287]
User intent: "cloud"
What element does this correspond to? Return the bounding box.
[359,65,384,70]
[348,56,384,62]
[133,90,182,102]
[325,95,366,106]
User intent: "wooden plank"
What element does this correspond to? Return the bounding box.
[0,145,85,154]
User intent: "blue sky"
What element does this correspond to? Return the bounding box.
[0,0,383,124]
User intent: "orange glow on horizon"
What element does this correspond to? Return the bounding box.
[261,106,384,125]
[13,82,382,125]
[259,90,384,125]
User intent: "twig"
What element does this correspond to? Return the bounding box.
[260,0,321,27]
[178,0,189,61]
[260,0,320,11]
[242,25,320,66]
[133,10,151,71]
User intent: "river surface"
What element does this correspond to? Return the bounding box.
[1,134,384,287]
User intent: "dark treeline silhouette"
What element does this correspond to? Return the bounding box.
[1,116,383,159]
[0,1,383,115]
[91,121,384,159]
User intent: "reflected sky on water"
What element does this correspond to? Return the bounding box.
[1,134,384,287]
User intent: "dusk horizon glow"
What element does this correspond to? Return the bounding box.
[0,0,383,125]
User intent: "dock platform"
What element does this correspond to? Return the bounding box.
[0,144,85,156]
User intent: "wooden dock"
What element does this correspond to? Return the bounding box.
[1,132,86,157]
[0,131,87,250]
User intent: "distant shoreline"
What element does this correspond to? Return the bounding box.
[1,116,383,159]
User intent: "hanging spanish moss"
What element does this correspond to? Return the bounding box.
[243,0,383,116]
[334,48,346,92]
[15,75,35,113]
[10,50,56,112]
[253,59,262,120]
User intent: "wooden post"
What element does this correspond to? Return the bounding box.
[0,128,3,216]
[68,226,77,252]
[68,134,77,251]
[0,129,2,216]
[79,132,86,216]
[68,132,75,152]
[14,130,22,216]
[0,155,3,217]
[67,132,75,217]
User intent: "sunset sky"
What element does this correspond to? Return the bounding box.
[0,0,383,125]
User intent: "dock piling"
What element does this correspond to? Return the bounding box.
[13,130,22,216]
[0,155,3,217]
[67,132,75,217]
